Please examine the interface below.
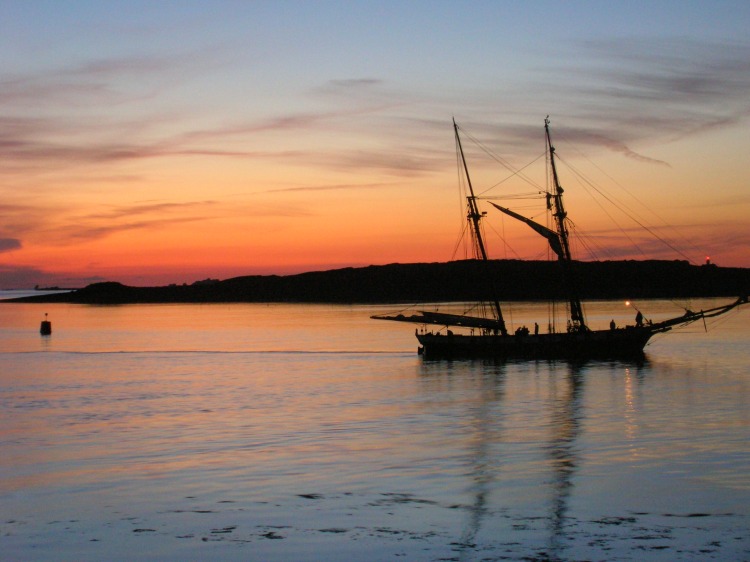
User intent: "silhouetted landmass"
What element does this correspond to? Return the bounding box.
[7,260,749,305]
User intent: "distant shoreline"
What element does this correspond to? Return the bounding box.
[0,289,74,301]
[4,259,749,305]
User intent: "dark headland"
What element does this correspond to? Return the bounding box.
[7,259,749,305]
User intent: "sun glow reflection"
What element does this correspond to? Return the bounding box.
[623,368,638,450]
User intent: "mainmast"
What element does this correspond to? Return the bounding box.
[454,119,507,335]
[545,117,587,331]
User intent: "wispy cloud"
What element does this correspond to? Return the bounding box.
[54,216,208,243]
[0,238,21,253]
[0,105,409,176]
[0,192,317,254]
[327,149,445,176]
[0,200,219,247]
[547,37,750,153]
[0,50,251,173]
[554,128,670,167]
[0,203,55,239]
[266,182,394,193]
[48,200,223,244]
[0,48,422,182]
[314,78,386,98]
[79,201,218,221]
[0,52,215,107]
[327,78,383,89]
[448,37,750,165]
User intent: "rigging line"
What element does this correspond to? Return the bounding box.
[459,127,546,193]
[451,220,472,261]
[543,157,561,332]
[558,152,696,263]
[480,191,544,200]
[565,166,648,258]
[705,307,742,330]
[558,154,694,263]
[477,151,548,196]
[500,204,509,260]
[668,297,694,312]
[458,301,486,318]
[556,131,705,259]
[562,156,660,233]
[570,163,635,209]
[486,218,524,260]
[454,134,471,258]
[573,228,606,261]
[458,126,520,173]
[489,203,546,215]
[575,224,615,261]
[553,135,703,263]
[494,212,517,330]
[383,302,426,316]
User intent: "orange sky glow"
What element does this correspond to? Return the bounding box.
[2,2,749,287]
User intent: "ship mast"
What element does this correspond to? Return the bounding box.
[454,119,507,336]
[545,117,587,331]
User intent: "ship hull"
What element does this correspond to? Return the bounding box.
[416,327,655,359]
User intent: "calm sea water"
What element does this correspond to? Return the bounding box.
[1,295,748,561]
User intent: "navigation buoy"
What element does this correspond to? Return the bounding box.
[40,313,52,335]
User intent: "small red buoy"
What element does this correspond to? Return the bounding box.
[40,313,52,335]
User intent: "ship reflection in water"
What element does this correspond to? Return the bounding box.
[417,355,744,561]
[546,364,584,558]
[435,361,589,560]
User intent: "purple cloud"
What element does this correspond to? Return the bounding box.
[543,37,750,153]
[0,238,22,253]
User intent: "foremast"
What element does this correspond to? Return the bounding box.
[545,117,587,332]
[454,119,508,336]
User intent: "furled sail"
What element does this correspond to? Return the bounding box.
[489,202,564,258]
[372,310,505,330]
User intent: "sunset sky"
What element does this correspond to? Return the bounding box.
[2,1,749,287]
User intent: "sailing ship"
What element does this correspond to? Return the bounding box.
[373,118,746,359]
